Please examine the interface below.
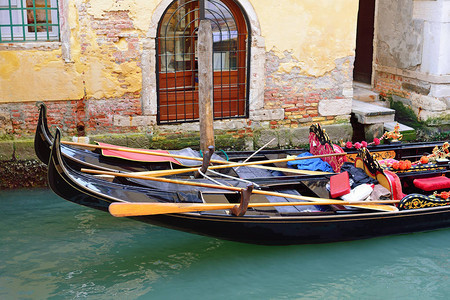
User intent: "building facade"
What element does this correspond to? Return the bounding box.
[0,0,357,142]
[1,0,447,145]
[372,0,450,124]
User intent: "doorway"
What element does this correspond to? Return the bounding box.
[354,0,376,84]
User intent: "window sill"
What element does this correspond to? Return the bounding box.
[0,41,61,51]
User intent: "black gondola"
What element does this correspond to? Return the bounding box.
[34,104,217,173]
[34,104,449,192]
[35,103,446,176]
[47,128,450,245]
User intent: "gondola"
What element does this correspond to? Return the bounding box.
[47,128,450,245]
[34,104,225,173]
[35,103,446,176]
[35,104,312,173]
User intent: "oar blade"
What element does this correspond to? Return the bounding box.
[343,203,398,212]
[109,202,234,217]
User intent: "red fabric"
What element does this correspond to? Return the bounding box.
[308,133,346,173]
[97,142,181,164]
[383,170,404,200]
[413,176,450,191]
[330,171,351,198]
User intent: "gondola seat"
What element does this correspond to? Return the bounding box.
[413,176,450,191]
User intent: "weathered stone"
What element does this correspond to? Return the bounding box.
[318,99,352,116]
[402,82,430,95]
[411,94,447,112]
[12,140,37,160]
[0,141,13,160]
[113,115,155,127]
[250,109,284,121]
[0,106,13,136]
[376,1,423,69]
[363,123,384,142]
[414,108,450,123]
[392,95,412,106]
[430,84,450,98]
[254,128,289,149]
[352,100,395,124]
[0,160,47,190]
[321,123,353,143]
[289,127,310,146]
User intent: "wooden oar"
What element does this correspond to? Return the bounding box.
[63,140,337,176]
[128,153,342,177]
[126,164,330,178]
[81,168,398,212]
[109,200,400,217]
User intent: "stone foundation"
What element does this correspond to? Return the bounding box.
[374,69,450,125]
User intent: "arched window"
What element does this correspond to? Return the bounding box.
[156,0,250,124]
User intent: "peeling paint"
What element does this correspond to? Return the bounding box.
[252,0,358,77]
[86,0,159,32]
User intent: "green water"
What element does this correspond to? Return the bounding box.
[1,189,449,299]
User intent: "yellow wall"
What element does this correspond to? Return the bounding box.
[0,0,358,103]
[252,0,358,76]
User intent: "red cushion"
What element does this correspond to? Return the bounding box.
[330,171,351,198]
[413,176,450,191]
[383,170,404,200]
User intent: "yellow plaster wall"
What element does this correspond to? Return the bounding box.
[0,0,157,103]
[0,50,83,101]
[0,0,358,103]
[251,0,359,76]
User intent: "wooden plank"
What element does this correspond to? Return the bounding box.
[198,19,215,153]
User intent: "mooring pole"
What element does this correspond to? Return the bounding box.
[198,19,215,154]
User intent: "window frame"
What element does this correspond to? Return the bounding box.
[0,0,60,43]
[156,0,251,125]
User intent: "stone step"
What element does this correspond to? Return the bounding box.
[353,82,389,108]
[384,121,417,141]
[352,100,395,124]
[353,82,379,102]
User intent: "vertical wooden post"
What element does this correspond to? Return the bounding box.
[198,19,215,154]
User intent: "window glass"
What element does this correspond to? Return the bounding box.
[159,0,238,72]
[26,0,53,33]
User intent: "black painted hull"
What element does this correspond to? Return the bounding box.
[48,128,450,245]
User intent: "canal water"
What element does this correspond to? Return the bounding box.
[1,189,449,299]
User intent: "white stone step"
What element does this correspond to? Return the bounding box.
[384,122,414,133]
[383,122,417,141]
[353,82,389,108]
[352,100,395,124]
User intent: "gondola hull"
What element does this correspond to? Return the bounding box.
[48,128,450,245]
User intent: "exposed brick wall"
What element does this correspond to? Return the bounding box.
[374,70,450,123]
[92,11,141,64]
[0,94,142,138]
[264,52,352,129]
[373,71,411,99]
